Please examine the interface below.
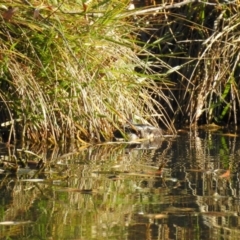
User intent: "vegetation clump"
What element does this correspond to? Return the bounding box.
[1,0,240,144]
[134,0,240,127]
[0,0,173,144]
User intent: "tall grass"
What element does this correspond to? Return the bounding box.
[134,0,240,127]
[0,0,174,144]
[2,0,237,145]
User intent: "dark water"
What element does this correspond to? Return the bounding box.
[1,130,240,240]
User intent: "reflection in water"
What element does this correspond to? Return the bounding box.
[0,130,240,239]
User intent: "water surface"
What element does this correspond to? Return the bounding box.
[0,130,240,240]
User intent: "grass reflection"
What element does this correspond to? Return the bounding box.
[0,131,240,239]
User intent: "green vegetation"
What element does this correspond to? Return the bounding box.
[138,0,240,127]
[0,0,174,144]
[0,0,240,144]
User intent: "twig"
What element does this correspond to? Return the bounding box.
[121,0,236,17]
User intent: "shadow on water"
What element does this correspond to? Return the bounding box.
[1,130,240,239]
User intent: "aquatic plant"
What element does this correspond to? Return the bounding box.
[134,0,240,127]
[0,0,174,144]
[1,0,239,145]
